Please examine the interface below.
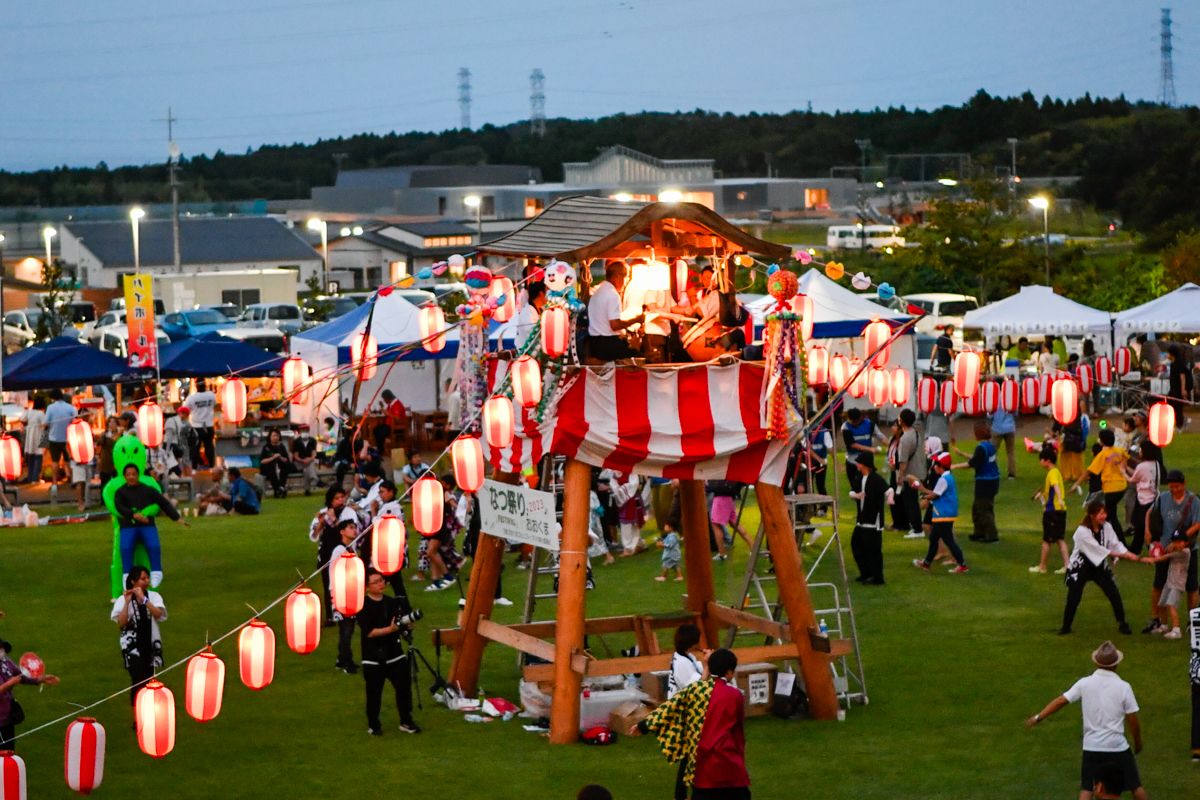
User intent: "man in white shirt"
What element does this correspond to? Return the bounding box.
[513,281,546,352]
[586,261,643,362]
[181,379,217,469]
[43,389,77,492]
[1026,641,1147,800]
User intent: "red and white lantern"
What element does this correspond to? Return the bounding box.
[1,751,25,800]
[867,368,890,406]
[1149,401,1175,447]
[412,475,444,537]
[848,358,867,399]
[238,619,275,691]
[490,276,516,323]
[938,380,958,415]
[862,320,891,369]
[66,418,93,464]
[511,355,542,408]
[1021,376,1040,413]
[1001,378,1020,413]
[285,587,321,655]
[1051,379,1079,425]
[222,377,247,424]
[451,435,485,493]
[540,306,570,358]
[419,305,446,354]
[282,355,309,402]
[1076,364,1093,394]
[953,351,981,398]
[1094,355,1112,385]
[1037,373,1055,406]
[0,435,21,482]
[483,396,514,449]
[828,354,850,392]
[890,367,911,406]
[917,376,937,414]
[806,345,828,385]
[136,400,163,448]
[980,381,1000,414]
[64,717,105,794]
[330,553,365,617]
[371,515,406,576]
[673,260,689,303]
[351,331,378,381]
[134,680,175,758]
[1114,346,1131,376]
[795,294,814,341]
[961,388,982,416]
[185,650,225,723]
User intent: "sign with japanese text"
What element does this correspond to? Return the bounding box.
[122,273,158,369]
[478,479,558,551]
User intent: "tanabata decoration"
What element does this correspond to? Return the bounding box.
[543,260,583,310]
[762,267,805,438]
[825,261,845,280]
[850,271,871,291]
[452,264,495,434]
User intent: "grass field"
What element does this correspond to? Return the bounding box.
[3,432,1199,799]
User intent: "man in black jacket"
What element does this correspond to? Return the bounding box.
[850,453,889,585]
[113,463,188,589]
[358,569,421,736]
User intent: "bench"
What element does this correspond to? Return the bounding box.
[166,476,195,503]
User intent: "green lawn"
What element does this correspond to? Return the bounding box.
[3,434,1199,798]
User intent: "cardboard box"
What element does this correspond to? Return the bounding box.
[734,662,778,717]
[640,670,670,705]
[609,700,652,736]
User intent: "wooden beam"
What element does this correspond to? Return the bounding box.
[679,479,719,645]
[522,643,803,683]
[432,611,701,650]
[707,602,788,641]
[476,618,557,663]
[549,457,593,744]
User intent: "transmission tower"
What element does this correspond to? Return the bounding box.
[1160,8,1177,107]
[458,67,472,130]
[530,68,546,137]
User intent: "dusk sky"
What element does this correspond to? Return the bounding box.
[0,0,1189,172]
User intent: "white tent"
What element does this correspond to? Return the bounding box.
[1114,282,1200,335]
[962,285,1112,343]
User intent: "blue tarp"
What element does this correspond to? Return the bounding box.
[158,333,284,378]
[2,336,151,390]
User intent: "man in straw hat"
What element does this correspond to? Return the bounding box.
[1026,641,1147,799]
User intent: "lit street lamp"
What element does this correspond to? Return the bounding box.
[463,194,483,245]
[42,225,57,271]
[1028,196,1051,285]
[306,218,329,288]
[129,207,146,271]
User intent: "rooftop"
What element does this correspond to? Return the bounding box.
[65,217,319,269]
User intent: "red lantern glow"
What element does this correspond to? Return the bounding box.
[1094,355,1112,385]
[1114,347,1131,376]
[890,367,911,406]
[330,552,365,617]
[282,355,309,402]
[185,650,225,723]
[917,376,937,414]
[1149,401,1175,447]
[222,378,247,424]
[1037,373,1055,407]
[451,435,485,493]
[673,260,689,303]
[1,751,26,800]
[285,587,321,655]
[980,381,999,414]
[0,435,21,482]
[372,515,406,576]
[828,354,850,392]
[862,320,891,369]
[137,400,163,448]
[66,419,94,464]
[867,369,890,406]
[511,355,542,408]
[1051,379,1079,425]
[135,680,175,758]
[795,294,814,341]
[351,331,378,381]
[541,306,570,358]
[412,475,444,537]
[419,305,447,354]
[1021,376,1040,413]
[848,358,867,399]
[490,276,516,323]
[939,380,958,415]
[953,351,981,398]
[64,717,105,794]
[1001,379,1019,413]
[483,395,514,449]
[238,619,275,691]
[962,388,982,416]
[806,345,828,385]
[1076,364,1093,394]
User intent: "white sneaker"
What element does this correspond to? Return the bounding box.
[493,597,513,607]
[1028,565,1046,574]
[903,531,925,539]
[1163,628,1182,640]
[150,570,163,589]
[1151,625,1167,635]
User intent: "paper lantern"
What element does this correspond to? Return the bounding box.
[1149,401,1175,447]
[64,717,105,795]
[541,306,571,358]
[371,515,406,576]
[412,475,444,537]
[890,367,910,406]
[1020,376,1040,413]
[1051,379,1079,425]
[862,320,891,369]
[1000,379,1020,413]
[867,368,890,406]
[137,400,164,448]
[980,381,1000,414]
[483,395,515,449]
[1037,373,1055,406]
[961,388,982,416]
[938,380,958,415]
[490,276,516,323]
[419,305,447,354]
[285,587,321,655]
[1,751,26,800]
[511,355,542,408]
[795,294,814,341]
[673,260,689,303]
[916,377,936,413]
[828,354,850,392]
[66,419,94,464]
[847,358,867,399]
[134,680,175,758]
[1114,346,1131,376]
[238,619,275,691]
[282,355,309,402]
[1076,364,1093,394]
[953,351,981,398]
[0,435,21,482]
[185,650,225,723]
[806,345,828,385]
[222,377,247,424]
[1094,355,1112,385]
[330,553,365,617]
[451,435,485,493]
[351,331,378,381]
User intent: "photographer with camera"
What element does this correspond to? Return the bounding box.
[359,569,422,736]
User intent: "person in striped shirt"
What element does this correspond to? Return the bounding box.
[1031,446,1071,575]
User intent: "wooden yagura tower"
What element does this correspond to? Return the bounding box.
[439,197,844,743]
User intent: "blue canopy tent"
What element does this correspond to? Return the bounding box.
[157,332,285,378]
[1,336,152,390]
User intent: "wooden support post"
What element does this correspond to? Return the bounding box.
[679,479,719,645]
[755,481,840,720]
[549,457,593,744]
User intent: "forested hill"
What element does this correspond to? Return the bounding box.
[3,90,1198,241]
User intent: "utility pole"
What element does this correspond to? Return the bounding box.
[530,69,546,137]
[1160,8,1177,107]
[1006,137,1018,210]
[854,138,871,228]
[156,107,182,271]
[458,68,472,130]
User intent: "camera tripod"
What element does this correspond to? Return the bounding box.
[398,626,448,710]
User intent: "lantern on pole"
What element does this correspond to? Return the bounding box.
[222,377,247,424]
[953,351,981,398]
[917,376,937,414]
[185,649,225,723]
[981,381,1000,414]
[1114,346,1131,376]
[372,515,406,576]
[238,619,276,691]
[285,587,321,655]
[806,345,828,385]
[1051,379,1079,425]
[828,354,850,392]
[483,395,514,449]
[795,294,814,341]
[1000,378,1020,413]
[1094,355,1112,385]
[134,680,175,758]
[867,368,890,406]
[847,358,867,399]
[351,331,378,381]
[1,751,26,800]
[1020,376,1040,413]
[136,400,164,448]
[330,552,365,617]
[66,419,94,464]
[1076,364,1093,394]
[938,380,958,415]
[419,305,447,354]
[511,355,542,408]
[282,355,310,402]
[1148,401,1175,447]
[412,476,444,537]
[541,306,571,358]
[862,320,891,368]
[0,435,21,482]
[64,717,105,795]
[451,435,485,493]
[489,276,516,323]
[890,367,911,406]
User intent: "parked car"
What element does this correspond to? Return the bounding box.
[302,295,359,323]
[109,297,167,316]
[3,307,78,347]
[220,327,288,354]
[904,293,978,342]
[204,303,242,321]
[98,325,172,361]
[160,308,236,341]
[80,310,169,348]
[239,303,304,335]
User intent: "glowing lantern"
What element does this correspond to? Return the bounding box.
[1094,355,1112,385]
[490,276,516,323]
[1149,402,1175,447]
[953,351,981,398]
[1000,379,1020,413]
[412,476,444,537]
[961,388,981,416]
[917,377,937,414]
[222,377,247,424]
[1077,364,1093,394]
[1051,379,1079,425]
[828,354,850,391]
[134,680,175,758]
[938,380,958,415]
[806,345,828,385]
[351,331,378,381]
[330,553,365,617]
[1,751,26,800]
[890,367,911,406]
[867,368,890,406]
[372,515,406,576]
[1114,346,1131,376]
[185,649,225,723]
[483,395,515,449]
[541,306,571,358]
[862,320,891,368]
[282,355,310,402]
[0,435,21,482]
[64,717,105,795]
[451,435,485,493]
[1037,373,1055,406]
[795,294,814,341]
[981,381,1000,414]
[285,587,321,655]
[66,419,94,464]
[238,619,275,691]
[673,260,689,303]
[1021,376,1040,413]
[419,305,447,354]
[511,355,542,408]
[137,400,163,448]
[848,358,867,399]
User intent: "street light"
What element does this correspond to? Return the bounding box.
[1028,196,1051,285]
[306,218,329,288]
[41,225,56,270]
[129,207,146,271]
[657,189,683,203]
[463,194,482,245]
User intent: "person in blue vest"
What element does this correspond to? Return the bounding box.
[912,452,969,574]
[841,408,886,493]
[954,419,1001,543]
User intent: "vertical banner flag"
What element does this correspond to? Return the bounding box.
[122,273,157,369]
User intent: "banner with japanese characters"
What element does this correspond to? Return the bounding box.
[122,273,158,369]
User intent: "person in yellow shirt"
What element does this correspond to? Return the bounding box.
[1069,428,1129,541]
[1031,446,1070,574]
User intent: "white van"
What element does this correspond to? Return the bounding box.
[826,225,905,251]
[904,293,979,341]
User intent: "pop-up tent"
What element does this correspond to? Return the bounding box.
[2,336,151,390]
[963,285,1112,343]
[1114,283,1200,335]
[158,332,284,378]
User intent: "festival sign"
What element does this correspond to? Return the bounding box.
[122,273,158,369]
[478,479,558,551]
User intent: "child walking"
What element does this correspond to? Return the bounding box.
[912,452,969,574]
[1140,531,1192,639]
[655,528,683,582]
[1030,446,1070,575]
